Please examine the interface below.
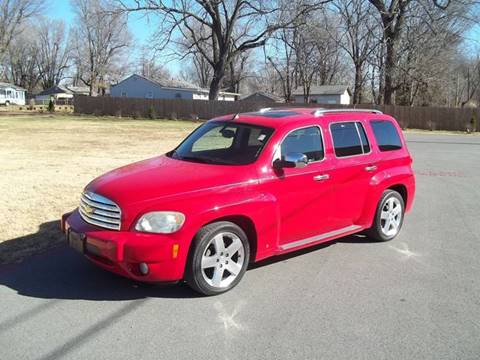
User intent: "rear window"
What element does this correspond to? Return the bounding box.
[370,120,402,151]
[330,122,370,157]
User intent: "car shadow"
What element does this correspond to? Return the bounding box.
[249,233,377,270]
[0,221,378,301]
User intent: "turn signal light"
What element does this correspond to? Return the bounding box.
[172,244,179,259]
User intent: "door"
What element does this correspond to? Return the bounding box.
[327,121,377,228]
[267,126,337,248]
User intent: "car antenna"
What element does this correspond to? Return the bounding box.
[232,113,240,120]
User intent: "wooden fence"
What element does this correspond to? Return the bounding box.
[74,95,479,132]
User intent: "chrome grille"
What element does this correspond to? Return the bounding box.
[79,191,121,230]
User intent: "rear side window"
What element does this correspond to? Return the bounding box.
[370,120,402,151]
[330,122,370,157]
[281,126,324,162]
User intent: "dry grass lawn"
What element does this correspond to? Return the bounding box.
[0,114,198,264]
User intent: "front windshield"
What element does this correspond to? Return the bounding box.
[168,121,274,165]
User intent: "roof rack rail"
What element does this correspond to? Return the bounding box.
[312,108,383,116]
[259,107,273,113]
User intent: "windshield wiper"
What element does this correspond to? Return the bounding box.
[176,155,217,164]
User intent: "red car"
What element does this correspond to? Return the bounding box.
[62,108,415,295]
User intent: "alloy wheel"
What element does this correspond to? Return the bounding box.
[380,197,402,237]
[201,232,245,288]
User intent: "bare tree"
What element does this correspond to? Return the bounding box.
[36,19,72,89]
[6,23,40,91]
[267,28,297,101]
[71,0,131,96]
[368,0,454,104]
[0,0,41,59]
[135,46,171,82]
[117,0,330,100]
[334,0,378,104]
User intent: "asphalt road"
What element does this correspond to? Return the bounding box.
[1,133,479,360]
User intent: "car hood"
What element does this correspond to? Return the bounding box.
[86,155,257,207]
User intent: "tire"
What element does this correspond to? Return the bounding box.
[5,101,10,106]
[186,221,250,296]
[367,190,405,242]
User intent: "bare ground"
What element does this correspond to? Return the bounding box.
[0,114,198,264]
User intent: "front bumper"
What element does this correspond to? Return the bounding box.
[62,210,186,282]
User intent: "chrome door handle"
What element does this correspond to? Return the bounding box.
[313,174,330,181]
[365,165,377,172]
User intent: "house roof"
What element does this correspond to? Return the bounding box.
[36,85,71,96]
[293,85,351,96]
[66,86,90,95]
[241,91,283,102]
[0,82,26,91]
[112,74,241,96]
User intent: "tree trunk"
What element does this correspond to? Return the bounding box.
[353,63,363,104]
[383,35,395,105]
[209,67,225,100]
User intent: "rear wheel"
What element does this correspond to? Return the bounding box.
[367,190,405,242]
[186,221,250,296]
[5,101,10,106]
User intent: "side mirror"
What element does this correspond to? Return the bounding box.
[275,152,308,169]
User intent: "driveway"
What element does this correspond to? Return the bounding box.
[0,133,479,360]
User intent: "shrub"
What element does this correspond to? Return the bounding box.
[470,113,477,132]
[48,100,55,113]
[147,105,157,119]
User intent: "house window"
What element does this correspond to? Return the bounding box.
[146,91,153,99]
[121,91,127,97]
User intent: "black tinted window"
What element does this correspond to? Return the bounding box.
[331,122,363,157]
[371,120,402,151]
[357,123,370,153]
[281,126,323,162]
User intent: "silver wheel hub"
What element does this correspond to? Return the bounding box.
[380,197,402,237]
[201,232,245,288]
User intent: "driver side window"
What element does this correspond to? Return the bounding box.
[281,126,324,163]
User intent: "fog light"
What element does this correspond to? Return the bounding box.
[139,262,149,275]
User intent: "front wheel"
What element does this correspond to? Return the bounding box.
[367,190,405,242]
[186,221,250,296]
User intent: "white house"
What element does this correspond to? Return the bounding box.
[0,82,26,106]
[110,74,239,101]
[293,85,351,105]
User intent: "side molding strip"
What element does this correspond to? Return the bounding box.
[280,225,362,251]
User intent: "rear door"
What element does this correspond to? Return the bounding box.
[327,120,378,229]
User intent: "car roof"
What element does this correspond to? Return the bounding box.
[210,107,393,130]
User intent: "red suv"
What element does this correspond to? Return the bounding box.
[62,108,415,295]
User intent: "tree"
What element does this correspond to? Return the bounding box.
[71,0,131,96]
[36,19,72,89]
[6,23,40,92]
[334,0,378,104]
[117,0,330,100]
[367,0,453,104]
[135,46,171,83]
[0,0,41,59]
[267,28,297,102]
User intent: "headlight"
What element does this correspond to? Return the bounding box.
[135,211,185,234]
